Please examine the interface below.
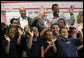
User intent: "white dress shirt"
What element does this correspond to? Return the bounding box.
[20,16,28,29]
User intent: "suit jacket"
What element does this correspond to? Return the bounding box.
[18,16,39,27]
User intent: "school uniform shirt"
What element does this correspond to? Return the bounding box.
[53,35,61,40]
[1,39,6,57]
[43,39,56,57]
[21,34,30,51]
[67,38,83,57]
[26,37,43,57]
[73,38,83,57]
[2,38,17,57]
[16,34,29,57]
[77,42,83,57]
[55,36,81,57]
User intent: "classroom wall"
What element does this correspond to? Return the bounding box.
[1,1,83,25]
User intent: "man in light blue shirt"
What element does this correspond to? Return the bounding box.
[36,8,51,32]
[49,4,75,25]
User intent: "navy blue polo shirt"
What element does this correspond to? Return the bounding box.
[2,38,17,57]
[74,38,83,57]
[1,39,7,57]
[43,39,56,57]
[57,35,61,40]
[17,34,29,57]
[55,36,81,57]
[26,37,43,57]
[21,34,30,51]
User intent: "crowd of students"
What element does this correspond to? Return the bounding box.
[1,4,83,57]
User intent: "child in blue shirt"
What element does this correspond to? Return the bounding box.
[43,30,57,57]
[26,27,44,57]
[55,27,83,57]
[2,27,18,57]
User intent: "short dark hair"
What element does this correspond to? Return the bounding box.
[10,18,18,24]
[52,4,58,10]
[8,26,16,32]
[58,18,66,26]
[68,27,76,38]
[1,22,8,38]
[68,27,76,33]
[45,30,52,36]
[60,27,68,33]
[51,23,59,30]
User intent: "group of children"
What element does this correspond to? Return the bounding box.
[1,5,83,57]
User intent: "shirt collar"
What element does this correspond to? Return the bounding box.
[60,36,69,41]
[41,18,48,21]
[20,16,27,20]
[52,13,61,19]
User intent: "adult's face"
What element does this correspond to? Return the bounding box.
[42,9,47,20]
[52,6,59,15]
[19,7,26,18]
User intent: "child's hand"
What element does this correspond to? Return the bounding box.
[46,22,51,28]
[4,35,10,42]
[77,25,83,32]
[48,42,53,47]
[66,22,71,29]
[52,38,56,43]
[51,35,57,42]
[29,31,34,37]
[18,28,23,36]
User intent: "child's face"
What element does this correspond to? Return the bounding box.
[52,25,60,35]
[71,29,77,37]
[72,29,77,34]
[8,28,16,39]
[24,26,30,34]
[32,27,39,37]
[46,31,53,41]
[61,28,68,39]
[12,20,18,27]
[58,20,64,28]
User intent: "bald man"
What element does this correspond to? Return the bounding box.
[18,7,41,29]
[17,7,38,57]
[17,6,47,57]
